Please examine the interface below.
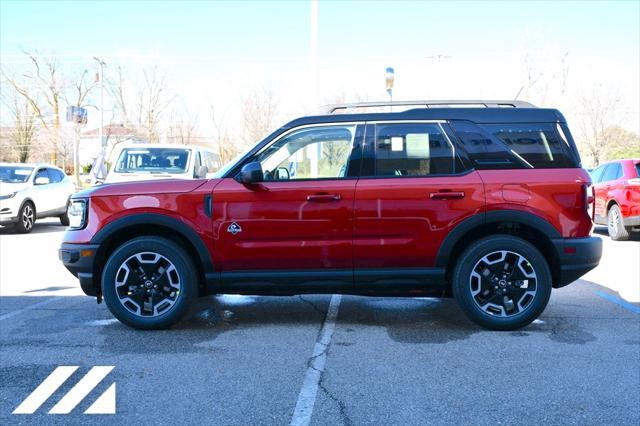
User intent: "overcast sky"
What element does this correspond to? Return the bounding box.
[1,0,639,133]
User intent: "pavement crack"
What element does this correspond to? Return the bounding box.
[298,295,328,317]
[319,372,353,426]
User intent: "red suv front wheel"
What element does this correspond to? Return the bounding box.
[101,236,197,329]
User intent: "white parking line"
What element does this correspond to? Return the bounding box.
[0,297,63,321]
[290,294,342,426]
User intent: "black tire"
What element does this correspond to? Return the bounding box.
[59,202,70,226]
[607,204,630,241]
[452,235,552,331]
[15,202,35,233]
[101,236,198,330]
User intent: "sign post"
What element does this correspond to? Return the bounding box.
[66,106,88,187]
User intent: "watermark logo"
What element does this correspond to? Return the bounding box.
[13,366,116,415]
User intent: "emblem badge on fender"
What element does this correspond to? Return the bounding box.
[227,222,242,235]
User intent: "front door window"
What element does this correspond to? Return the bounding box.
[255,125,356,180]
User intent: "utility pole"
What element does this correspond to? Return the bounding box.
[310,0,318,108]
[93,57,106,151]
[93,57,107,182]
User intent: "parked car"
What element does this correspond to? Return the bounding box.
[0,163,76,233]
[103,144,220,184]
[589,159,640,240]
[59,100,602,331]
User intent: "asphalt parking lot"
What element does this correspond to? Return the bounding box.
[1,220,639,425]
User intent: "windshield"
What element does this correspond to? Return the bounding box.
[114,148,191,174]
[0,166,34,183]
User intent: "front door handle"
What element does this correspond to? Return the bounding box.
[429,191,465,200]
[307,194,342,202]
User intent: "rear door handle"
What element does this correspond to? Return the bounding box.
[307,194,342,202]
[429,191,465,200]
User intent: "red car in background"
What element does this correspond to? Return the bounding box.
[590,159,640,240]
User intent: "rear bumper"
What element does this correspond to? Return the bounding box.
[622,215,640,227]
[552,237,602,288]
[59,243,100,296]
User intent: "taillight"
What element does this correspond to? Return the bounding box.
[583,184,595,218]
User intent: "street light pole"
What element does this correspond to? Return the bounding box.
[93,57,106,151]
[92,57,107,183]
[310,0,319,108]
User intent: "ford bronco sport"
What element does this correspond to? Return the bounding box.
[59,100,602,330]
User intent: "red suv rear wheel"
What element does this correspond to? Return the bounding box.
[452,235,552,330]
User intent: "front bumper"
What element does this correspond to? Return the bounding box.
[552,236,603,288]
[59,243,100,296]
[622,215,640,228]
[0,198,20,224]
[0,214,18,224]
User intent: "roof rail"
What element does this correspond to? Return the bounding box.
[320,100,537,114]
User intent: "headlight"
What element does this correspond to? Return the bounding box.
[68,199,88,230]
[0,192,17,200]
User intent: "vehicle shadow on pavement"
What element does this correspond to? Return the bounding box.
[4,279,633,355]
[0,222,66,235]
[593,225,640,241]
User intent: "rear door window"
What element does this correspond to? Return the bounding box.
[47,169,65,183]
[480,123,576,168]
[601,163,621,182]
[35,168,49,183]
[372,123,454,176]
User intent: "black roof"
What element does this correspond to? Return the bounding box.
[284,107,567,130]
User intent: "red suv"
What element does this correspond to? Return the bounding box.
[590,159,640,240]
[59,100,602,330]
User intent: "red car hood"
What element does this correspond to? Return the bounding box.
[75,179,222,198]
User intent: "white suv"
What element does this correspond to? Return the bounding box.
[0,163,76,233]
[104,144,220,183]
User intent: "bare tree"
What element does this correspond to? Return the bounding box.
[137,66,175,142]
[167,108,198,145]
[577,87,622,167]
[1,51,63,164]
[55,69,98,170]
[210,105,238,165]
[241,88,278,146]
[0,91,37,162]
[515,51,569,106]
[105,65,130,128]
[105,64,174,142]
[67,68,97,110]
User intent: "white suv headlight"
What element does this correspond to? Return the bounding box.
[68,199,88,229]
[0,192,17,200]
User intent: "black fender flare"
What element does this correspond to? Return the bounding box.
[18,197,36,215]
[90,213,214,273]
[435,210,561,268]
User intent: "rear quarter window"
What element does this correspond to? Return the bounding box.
[480,123,577,168]
[601,163,622,182]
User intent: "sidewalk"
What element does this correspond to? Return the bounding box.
[582,227,640,302]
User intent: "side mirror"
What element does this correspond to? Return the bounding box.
[196,165,208,179]
[237,161,263,184]
[34,176,50,185]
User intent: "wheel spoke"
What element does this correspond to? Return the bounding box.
[470,249,538,318]
[114,252,181,318]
